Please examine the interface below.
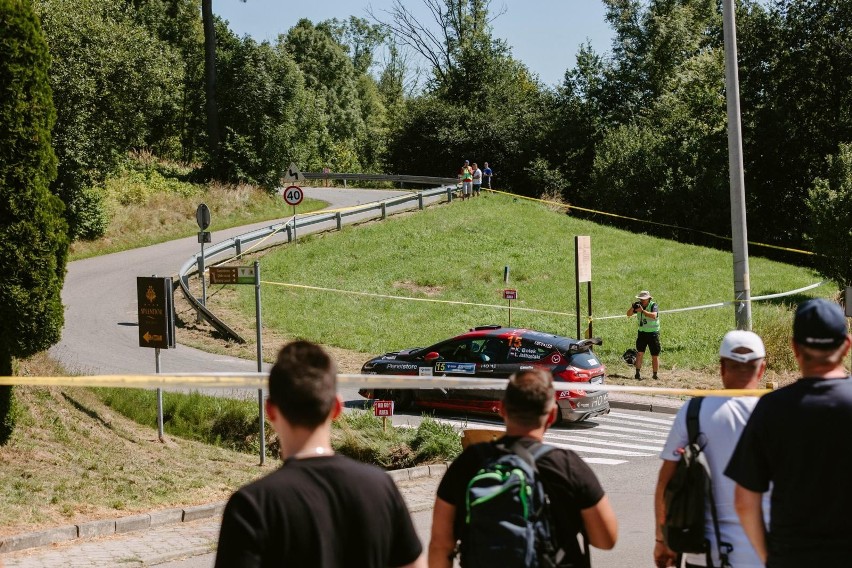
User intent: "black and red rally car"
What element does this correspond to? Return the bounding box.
[359,325,609,423]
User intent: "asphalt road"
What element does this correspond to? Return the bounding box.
[49,186,419,385]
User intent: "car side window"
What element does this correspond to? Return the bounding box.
[479,338,508,363]
[435,339,475,362]
[507,339,550,363]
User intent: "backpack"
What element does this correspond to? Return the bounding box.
[461,440,572,568]
[663,397,733,568]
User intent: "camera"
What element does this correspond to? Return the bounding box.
[632,301,642,312]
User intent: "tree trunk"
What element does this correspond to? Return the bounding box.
[201,0,220,173]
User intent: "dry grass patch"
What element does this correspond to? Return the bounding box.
[0,355,267,536]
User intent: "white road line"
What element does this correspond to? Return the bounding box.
[595,417,672,431]
[553,429,666,444]
[544,433,663,452]
[606,411,677,425]
[591,424,670,437]
[547,442,654,457]
[582,458,627,465]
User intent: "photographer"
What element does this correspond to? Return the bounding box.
[626,290,660,380]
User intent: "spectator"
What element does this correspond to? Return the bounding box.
[483,162,493,189]
[215,341,425,568]
[429,369,617,567]
[627,290,661,380]
[654,330,768,568]
[726,298,852,567]
[471,162,482,197]
[458,160,473,200]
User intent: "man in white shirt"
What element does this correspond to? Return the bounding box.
[653,331,768,568]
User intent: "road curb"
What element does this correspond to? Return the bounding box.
[609,399,681,415]
[0,463,448,554]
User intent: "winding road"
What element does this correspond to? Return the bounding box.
[49,187,421,378]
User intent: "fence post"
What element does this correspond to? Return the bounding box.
[381,202,387,219]
[418,193,424,210]
[447,187,454,202]
[336,211,342,231]
[343,179,347,188]
[234,238,242,256]
[286,225,292,243]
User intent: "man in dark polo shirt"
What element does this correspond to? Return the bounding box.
[726,299,852,567]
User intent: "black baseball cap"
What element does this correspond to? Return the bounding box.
[793,299,848,350]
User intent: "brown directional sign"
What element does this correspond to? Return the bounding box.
[209,265,255,285]
[137,277,175,349]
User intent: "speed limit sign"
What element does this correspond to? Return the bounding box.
[283,185,304,206]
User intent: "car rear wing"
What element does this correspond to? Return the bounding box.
[566,337,603,354]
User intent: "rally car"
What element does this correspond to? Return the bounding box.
[359,325,609,423]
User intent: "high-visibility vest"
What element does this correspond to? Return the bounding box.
[638,302,660,332]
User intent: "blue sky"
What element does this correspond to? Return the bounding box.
[214,1,616,87]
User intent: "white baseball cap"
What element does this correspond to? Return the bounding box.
[719,330,766,363]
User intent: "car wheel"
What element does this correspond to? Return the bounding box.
[389,389,414,411]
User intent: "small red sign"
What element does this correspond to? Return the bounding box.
[373,400,394,417]
[503,289,517,300]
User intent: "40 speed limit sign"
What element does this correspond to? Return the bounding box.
[283,185,304,206]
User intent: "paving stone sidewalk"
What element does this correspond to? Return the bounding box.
[0,466,444,568]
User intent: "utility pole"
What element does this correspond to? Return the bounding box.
[722,0,752,330]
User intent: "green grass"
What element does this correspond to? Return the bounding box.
[69,166,327,261]
[236,192,827,372]
[91,389,463,468]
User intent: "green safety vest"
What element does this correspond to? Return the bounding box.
[638,301,660,332]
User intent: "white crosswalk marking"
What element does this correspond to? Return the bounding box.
[430,410,674,467]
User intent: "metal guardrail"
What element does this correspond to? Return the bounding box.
[177,177,458,342]
[302,172,458,187]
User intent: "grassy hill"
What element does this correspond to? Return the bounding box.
[224,192,827,377]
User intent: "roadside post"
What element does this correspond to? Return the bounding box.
[195,204,211,322]
[502,266,514,326]
[282,163,304,243]
[503,289,517,326]
[137,276,176,442]
[282,185,304,243]
[209,262,266,465]
[374,400,394,432]
[574,236,593,339]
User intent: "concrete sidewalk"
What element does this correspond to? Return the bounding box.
[0,465,444,568]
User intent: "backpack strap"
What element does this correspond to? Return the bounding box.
[686,397,733,568]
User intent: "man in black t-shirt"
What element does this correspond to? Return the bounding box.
[726,299,852,568]
[215,341,425,568]
[428,369,617,567]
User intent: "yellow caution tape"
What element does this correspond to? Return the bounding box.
[484,188,815,256]
[0,373,770,398]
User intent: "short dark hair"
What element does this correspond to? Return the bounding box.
[502,369,555,427]
[268,341,337,427]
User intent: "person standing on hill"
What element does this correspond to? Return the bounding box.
[627,290,661,380]
[215,341,425,568]
[483,162,493,189]
[471,162,482,197]
[458,160,473,200]
[726,298,852,567]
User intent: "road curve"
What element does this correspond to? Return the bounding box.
[49,187,413,377]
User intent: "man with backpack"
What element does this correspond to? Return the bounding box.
[428,369,617,567]
[653,330,768,568]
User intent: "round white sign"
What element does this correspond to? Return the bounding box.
[283,185,304,206]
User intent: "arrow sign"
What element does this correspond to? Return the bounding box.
[283,162,303,182]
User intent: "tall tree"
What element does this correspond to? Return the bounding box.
[0,0,69,443]
[201,0,220,172]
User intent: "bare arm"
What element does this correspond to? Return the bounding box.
[428,497,456,568]
[653,460,678,567]
[734,484,768,564]
[580,495,618,550]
